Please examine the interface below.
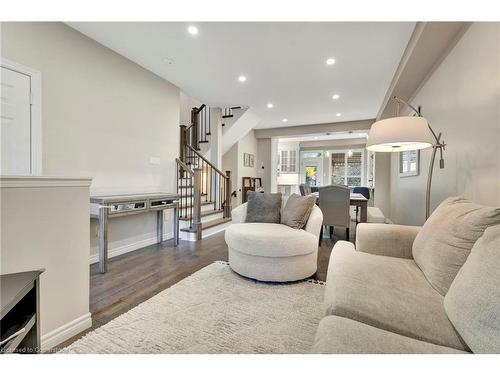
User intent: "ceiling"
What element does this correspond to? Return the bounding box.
[68,22,415,129]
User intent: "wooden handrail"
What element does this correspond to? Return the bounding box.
[192,104,206,114]
[175,158,194,175]
[185,144,228,179]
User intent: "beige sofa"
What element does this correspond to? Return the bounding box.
[312,197,500,354]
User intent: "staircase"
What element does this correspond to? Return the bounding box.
[176,105,233,241]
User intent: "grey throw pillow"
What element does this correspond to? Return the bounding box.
[412,196,500,295]
[281,194,317,229]
[245,192,282,223]
[444,224,500,353]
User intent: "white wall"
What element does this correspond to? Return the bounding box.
[1,22,181,260]
[256,138,271,192]
[238,129,258,178]
[222,142,239,208]
[1,177,92,350]
[389,22,500,225]
[179,91,202,126]
[222,129,259,206]
[374,153,391,218]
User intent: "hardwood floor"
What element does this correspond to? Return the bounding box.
[56,226,351,350]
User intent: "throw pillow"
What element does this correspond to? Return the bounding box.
[444,224,500,353]
[412,196,500,295]
[245,192,282,223]
[281,193,317,229]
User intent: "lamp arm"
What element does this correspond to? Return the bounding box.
[393,96,442,145]
[393,96,421,117]
[426,132,441,220]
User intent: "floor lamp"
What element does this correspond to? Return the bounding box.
[366,96,446,219]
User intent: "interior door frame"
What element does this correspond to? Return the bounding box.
[1,58,42,175]
[299,150,323,186]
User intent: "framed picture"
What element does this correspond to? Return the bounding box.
[249,154,254,167]
[399,150,420,177]
[243,153,249,167]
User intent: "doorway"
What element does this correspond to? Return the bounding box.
[1,59,42,175]
[300,151,323,186]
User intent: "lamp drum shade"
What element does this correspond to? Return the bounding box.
[366,116,433,152]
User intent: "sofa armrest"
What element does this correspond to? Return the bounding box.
[304,205,323,239]
[231,202,248,223]
[355,223,421,259]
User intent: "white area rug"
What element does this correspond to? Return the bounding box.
[62,261,325,354]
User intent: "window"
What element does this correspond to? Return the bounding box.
[289,150,296,172]
[331,150,363,187]
[280,150,296,173]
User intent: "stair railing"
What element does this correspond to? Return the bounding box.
[177,104,232,240]
[187,104,211,151]
[175,158,196,232]
[185,144,232,218]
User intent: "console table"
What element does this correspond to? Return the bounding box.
[1,270,43,354]
[90,192,179,273]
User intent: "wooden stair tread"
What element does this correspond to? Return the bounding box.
[180,217,231,232]
[179,209,224,221]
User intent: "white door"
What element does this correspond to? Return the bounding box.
[1,66,32,175]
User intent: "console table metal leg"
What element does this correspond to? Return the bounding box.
[174,205,179,246]
[98,206,109,274]
[157,210,164,244]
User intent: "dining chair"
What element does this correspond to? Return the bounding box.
[318,185,351,243]
[299,183,312,196]
[353,186,370,200]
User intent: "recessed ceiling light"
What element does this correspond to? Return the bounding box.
[187,26,198,35]
[238,75,247,83]
[267,103,274,108]
[282,118,288,123]
[314,136,318,140]
[336,113,342,117]
[162,57,174,65]
[332,94,340,100]
[326,58,336,65]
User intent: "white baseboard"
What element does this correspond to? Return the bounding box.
[41,312,92,351]
[89,232,174,264]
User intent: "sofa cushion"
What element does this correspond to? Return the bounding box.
[245,192,282,223]
[225,223,317,257]
[312,316,467,354]
[444,224,500,353]
[281,193,317,229]
[324,241,468,351]
[413,196,500,295]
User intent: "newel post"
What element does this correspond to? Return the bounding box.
[224,170,232,218]
[179,125,187,164]
[193,168,202,240]
[191,108,199,151]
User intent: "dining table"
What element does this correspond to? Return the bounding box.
[310,191,368,223]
